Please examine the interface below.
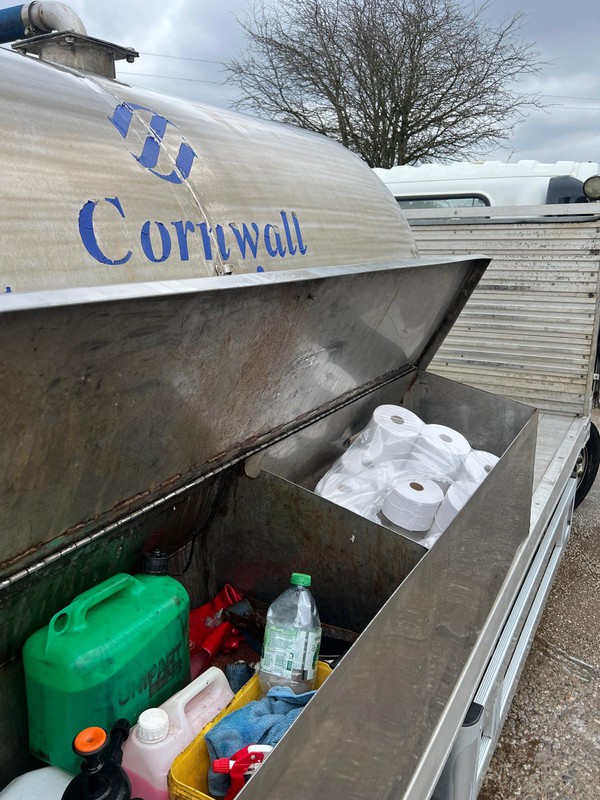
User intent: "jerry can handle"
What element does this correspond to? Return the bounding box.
[167,666,232,731]
[46,573,141,650]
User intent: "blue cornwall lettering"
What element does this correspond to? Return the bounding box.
[78,197,308,269]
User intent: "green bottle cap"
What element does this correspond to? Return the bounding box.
[290,572,311,587]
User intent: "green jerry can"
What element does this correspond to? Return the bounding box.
[23,572,190,774]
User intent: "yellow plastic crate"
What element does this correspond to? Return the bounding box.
[168,662,332,800]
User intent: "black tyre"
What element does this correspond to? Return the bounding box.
[575,421,600,507]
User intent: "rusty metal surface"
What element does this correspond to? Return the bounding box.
[0,660,33,783]
[0,258,486,575]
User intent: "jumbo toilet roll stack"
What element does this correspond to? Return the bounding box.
[315,407,481,536]
[419,452,498,548]
[316,464,378,498]
[381,478,444,532]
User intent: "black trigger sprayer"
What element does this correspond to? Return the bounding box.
[62,718,143,800]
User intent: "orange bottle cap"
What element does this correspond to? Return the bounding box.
[74,726,107,754]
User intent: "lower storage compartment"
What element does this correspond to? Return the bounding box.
[0,367,537,799]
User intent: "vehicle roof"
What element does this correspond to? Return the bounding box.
[373,160,600,206]
[374,160,600,182]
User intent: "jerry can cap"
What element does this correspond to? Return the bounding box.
[136,708,170,743]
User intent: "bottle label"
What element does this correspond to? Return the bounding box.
[261,625,321,681]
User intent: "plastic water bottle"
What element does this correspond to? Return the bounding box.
[258,573,321,695]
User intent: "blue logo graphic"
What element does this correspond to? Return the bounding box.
[109,103,197,184]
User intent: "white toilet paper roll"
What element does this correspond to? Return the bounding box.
[462,450,499,485]
[315,468,347,497]
[416,424,471,479]
[381,478,444,531]
[371,405,423,454]
[350,405,423,463]
[433,481,475,533]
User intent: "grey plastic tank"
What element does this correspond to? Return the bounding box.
[0,37,416,294]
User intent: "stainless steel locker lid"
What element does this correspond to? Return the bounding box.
[0,256,488,574]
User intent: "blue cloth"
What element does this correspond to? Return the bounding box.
[225,662,255,694]
[205,686,315,796]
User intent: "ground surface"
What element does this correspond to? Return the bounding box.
[478,414,600,800]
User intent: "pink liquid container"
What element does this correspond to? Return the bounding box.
[122,667,235,800]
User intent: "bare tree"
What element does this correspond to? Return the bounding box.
[225,0,543,167]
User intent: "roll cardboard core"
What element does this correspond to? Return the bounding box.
[391,415,405,425]
[410,482,424,491]
[440,434,453,443]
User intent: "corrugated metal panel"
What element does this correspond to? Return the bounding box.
[408,215,600,415]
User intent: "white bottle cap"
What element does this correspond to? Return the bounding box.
[136,708,170,743]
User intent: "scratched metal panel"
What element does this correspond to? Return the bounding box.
[0,47,416,294]
[408,217,600,415]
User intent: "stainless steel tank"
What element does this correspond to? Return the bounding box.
[1,46,416,293]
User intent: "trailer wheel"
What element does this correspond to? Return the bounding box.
[575,421,600,507]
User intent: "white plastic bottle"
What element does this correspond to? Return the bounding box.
[122,667,234,800]
[0,767,72,800]
[258,573,321,695]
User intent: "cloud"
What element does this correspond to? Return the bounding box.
[484,69,600,163]
[67,0,245,108]
[491,108,600,163]
[30,0,600,162]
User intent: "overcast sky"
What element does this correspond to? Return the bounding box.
[64,0,600,164]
